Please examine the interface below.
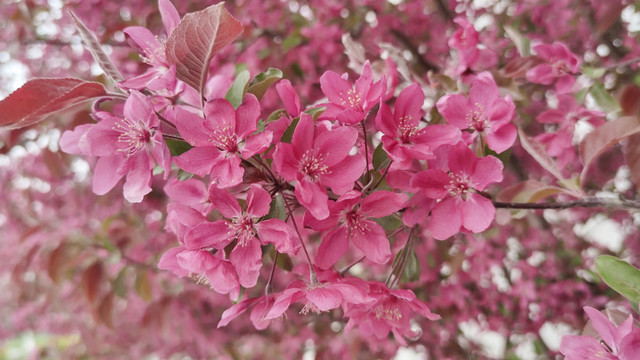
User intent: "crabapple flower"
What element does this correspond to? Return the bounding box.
[184,185,297,288]
[560,306,640,360]
[526,42,581,94]
[173,94,273,188]
[217,294,276,330]
[319,61,386,124]
[411,143,503,240]
[344,282,440,346]
[306,190,408,269]
[272,113,364,220]
[376,83,460,164]
[436,72,516,154]
[59,90,171,203]
[264,277,373,319]
[120,0,180,92]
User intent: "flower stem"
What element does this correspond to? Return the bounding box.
[492,197,640,210]
[265,251,279,295]
[282,191,318,284]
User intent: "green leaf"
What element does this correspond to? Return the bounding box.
[266,193,287,221]
[225,69,251,109]
[402,251,421,283]
[582,65,606,79]
[247,68,283,100]
[590,82,621,114]
[504,25,530,57]
[595,255,640,309]
[372,142,390,171]
[282,33,302,52]
[267,109,287,122]
[281,116,300,143]
[112,268,128,298]
[135,270,153,302]
[177,169,194,181]
[304,106,326,120]
[165,138,193,156]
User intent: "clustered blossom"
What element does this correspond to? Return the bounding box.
[6,0,640,357]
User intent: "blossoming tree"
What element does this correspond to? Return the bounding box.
[3,0,640,358]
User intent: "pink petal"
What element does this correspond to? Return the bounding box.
[411,170,450,199]
[217,297,256,328]
[314,125,358,166]
[468,72,499,109]
[394,84,423,126]
[413,124,461,151]
[230,240,263,288]
[60,124,93,155]
[470,155,504,190]
[361,191,408,218]
[158,246,190,276]
[151,131,171,178]
[447,143,476,175]
[177,249,218,272]
[205,258,240,295]
[122,153,152,202]
[487,96,515,125]
[264,288,304,319]
[204,98,237,133]
[272,142,299,181]
[619,329,640,360]
[584,307,618,352]
[351,220,391,264]
[276,79,301,117]
[320,70,355,108]
[171,107,212,146]
[235,94,260,139]
[429,197,463,240]
[240,130,273,158]
[185,220,234,250]
[306,286,343,312]
[175,147,221,177]
[92,155,126,195]
[291,113,314,158]
[163,177,207,208]
[560,335,617,360]
[321,154,364,195]
[296,177,330,220]
[436,94,470,129]
[461,193,495,233]
[208,186,242,218]
[125,90,156,127]
[250,296,274,330]
[315,225,350,269]
[255,219,299,254]
[158,0,180,35]
[526,64,556,85]
[485,122,517,154]
[375,102,397,137]
[210,155,243,188]
[124,27,165,66]
[246,185,272,218]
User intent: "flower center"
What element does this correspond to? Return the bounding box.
[339,88,362,110]
[346,209,369,236]
[447,171,469,197]
[114,117,152,157]
[229,214,255,247]
[299,150,329,179]
[210,124,238,153]
[397,115,419,143]
[374,303,402,321]
[551,61,570,76]
[465,103,488,132]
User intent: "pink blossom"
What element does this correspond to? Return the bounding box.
[526,42,581,93]
[344,282,440,346]
[272,113,364,220]
[319,61,386,124]
[436,72,516,153]
[119,0,181,92]
[376,83,460,164]
[306,190,408,269]
[173,94,273,188]
[184,185,297,288]
[560,306,640,360]
[60,90,171,203]
[411,143,503,240]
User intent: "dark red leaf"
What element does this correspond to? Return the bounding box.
[620,84,640,116]
[625,133,640,189]
[70,11,123,83]
[580,116,640,186]
[165,2,243,97]
[518,128,568,184]
[82,262,104,305]
[501,56,543,79]
[0,78,107,130]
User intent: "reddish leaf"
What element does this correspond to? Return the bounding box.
[82,262,104,305]
[135,270,153,302]
[518,128,568,184]
[47,243,68,284]
[165,2,243,97]
[501,56,543,78]
[96,293,115,328]
[0,78,107,130]
[620,85,640,116]
[70,11,123,83]
[496,179,575,203]
[625,133,640,189]
[579,116,640,187]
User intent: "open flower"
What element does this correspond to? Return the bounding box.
[526,42,580,94]
[173,94,273,188]
[273,113,364,220]
[436,72,516,154]
[319,61,386,124]
[411,143,503,240]
[376,83,460,164]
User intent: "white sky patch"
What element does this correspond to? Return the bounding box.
[574,214,625,252]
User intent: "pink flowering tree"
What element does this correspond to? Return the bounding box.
[3,0,640,358]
